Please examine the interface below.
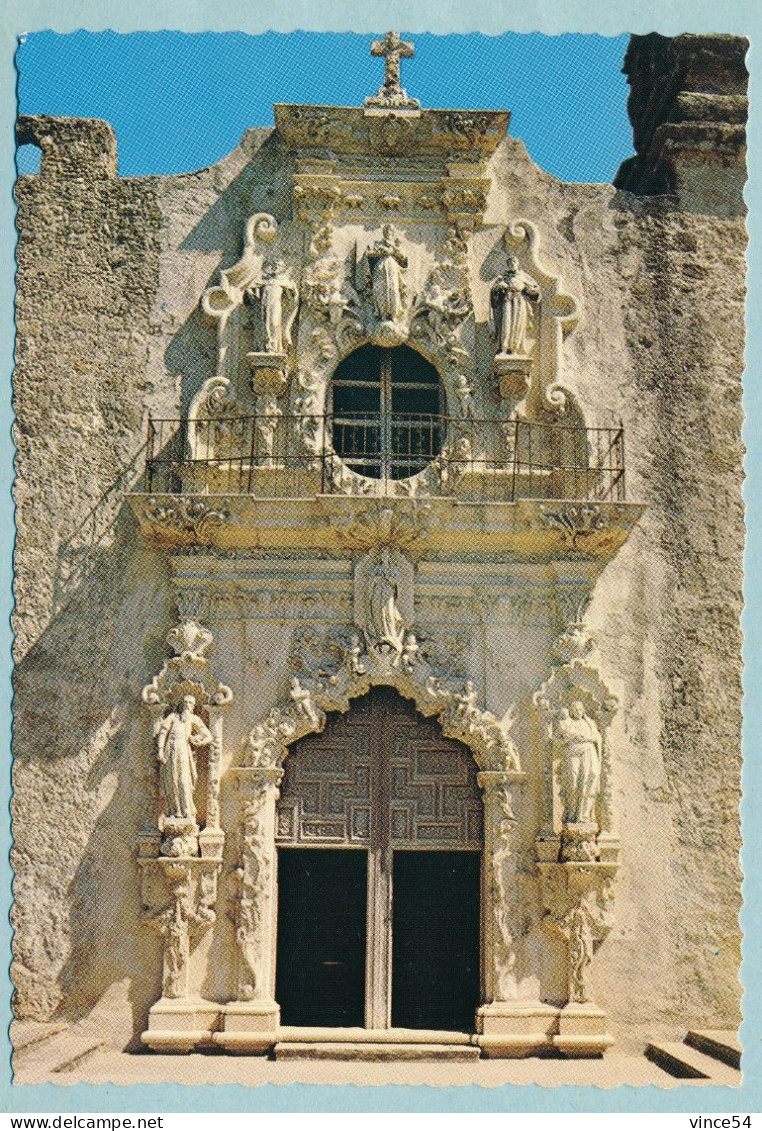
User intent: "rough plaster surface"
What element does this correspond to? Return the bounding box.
[12,45,745,1068]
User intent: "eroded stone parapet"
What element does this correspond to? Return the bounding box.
[614,34,748,215]
[16,114,118,180]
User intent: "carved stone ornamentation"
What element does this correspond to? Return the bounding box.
[187,376,242,465]
[540,503,610,549]
[454,374,477,418]
[140,859,220,1002]
[330,501,432,550]
[143,497,233,548]
[478,773,524,1003]
[497,219,579,414]
[201,212,299,399]
[364,31,420,112]
[240,626,522,776]
[539,863,616,1011]
[231,769,283,1002]
[301,223,363,337]
[410,267,471,365]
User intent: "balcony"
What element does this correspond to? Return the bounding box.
[128,412,643,558]
[143,413,626,500]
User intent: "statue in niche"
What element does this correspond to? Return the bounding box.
[363,224,407,323]
[156,695,212,825]
[489,255,540,357]
[553,700,602,826]
[368,548,406,656]
[244,258,299,355]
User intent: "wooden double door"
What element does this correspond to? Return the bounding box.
[275,687,482,1032]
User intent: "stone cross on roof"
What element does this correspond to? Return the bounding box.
[364,31,421,111]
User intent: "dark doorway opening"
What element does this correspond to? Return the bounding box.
[391,850,480,1032]
[276,848,368,1028]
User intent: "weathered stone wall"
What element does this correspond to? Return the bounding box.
[614,33,748,214]
[13,116,162,1024]
[485,138,745,1044]
[12,33,746,1054]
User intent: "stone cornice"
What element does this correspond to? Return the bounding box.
[275,104,510,161]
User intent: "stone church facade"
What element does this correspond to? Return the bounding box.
[12,33,747,1064]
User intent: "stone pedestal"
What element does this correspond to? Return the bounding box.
[493,354,532,399]
[213,1000,280,1054]
[248,352,287,395]
[476,1001,559,1058]
[142,997,222,1053]
[554,1002,614,1057]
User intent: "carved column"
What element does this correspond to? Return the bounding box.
[215,765,283,1052]
[538,862,616,1055]
[476,770,556,1056]
[531,577,621,1055]
[478,772,522,1003]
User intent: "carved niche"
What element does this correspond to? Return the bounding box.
[532,582,619,1018]
[486,219,579,409]
[138,619,233,1006]
[201,213,299,398]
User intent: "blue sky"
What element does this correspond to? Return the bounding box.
[16,30,633,182]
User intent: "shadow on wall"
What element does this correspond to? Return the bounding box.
[164,131,281,411]
[12,497,174,1046]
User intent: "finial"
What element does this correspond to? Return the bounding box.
[364,31,420,110]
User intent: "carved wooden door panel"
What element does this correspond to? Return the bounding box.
[277,686,482,1029]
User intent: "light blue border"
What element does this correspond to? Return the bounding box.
[2,0,760,1113]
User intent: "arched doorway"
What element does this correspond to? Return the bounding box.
[275,686,482,1032]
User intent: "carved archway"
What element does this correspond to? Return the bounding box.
[277,684,484,848]
[216,629,527,1051]
[239,628,521,774]
[275,686,484,1029]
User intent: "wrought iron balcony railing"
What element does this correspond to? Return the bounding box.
[141,412,626,503]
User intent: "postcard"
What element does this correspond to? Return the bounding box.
[5,0,761,1114]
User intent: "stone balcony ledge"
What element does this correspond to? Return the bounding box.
[127,490,645,560]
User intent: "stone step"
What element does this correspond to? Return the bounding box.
[51,1043,108,1075]
[11,1021,69,1052]
[13,1025,108,1083]
[274,1041,481,1061]
[646,1040,740,1084]
[277,1026,474,1045]
[686,1029,741,1069]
